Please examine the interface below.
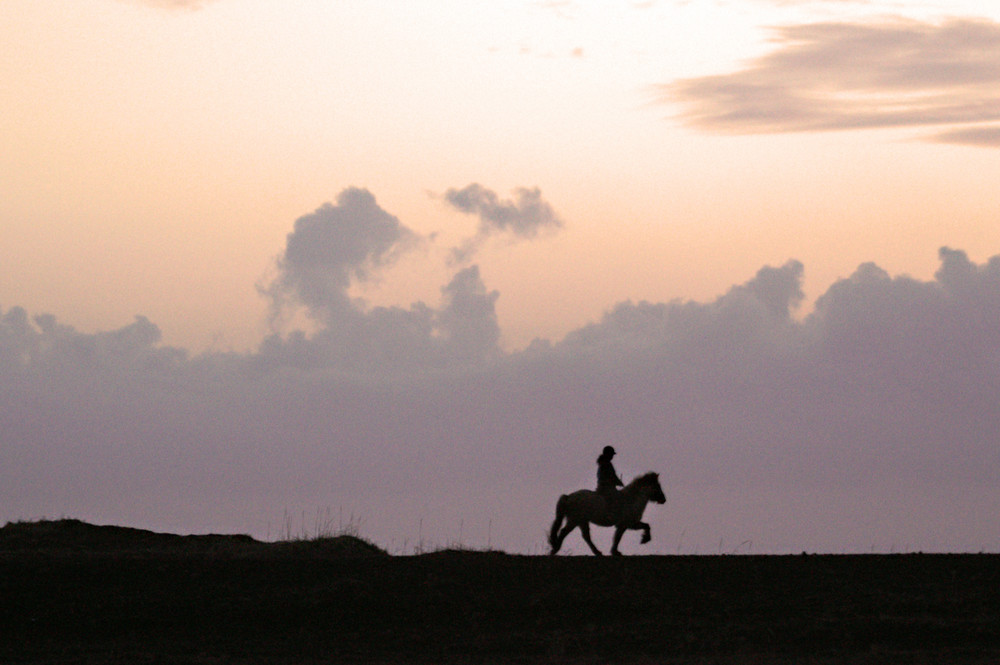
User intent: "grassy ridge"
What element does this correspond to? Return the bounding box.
[2,520,999,664]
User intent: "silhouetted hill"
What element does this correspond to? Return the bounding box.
[0,518,387,558]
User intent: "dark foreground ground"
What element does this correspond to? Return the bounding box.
[2,520,999,664]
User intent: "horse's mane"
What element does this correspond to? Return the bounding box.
[626,472,659,488]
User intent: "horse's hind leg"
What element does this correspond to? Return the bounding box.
[579,522,603,556]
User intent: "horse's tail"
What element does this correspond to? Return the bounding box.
[549,494,567,549]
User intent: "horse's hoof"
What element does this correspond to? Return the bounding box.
[611,550,622,556]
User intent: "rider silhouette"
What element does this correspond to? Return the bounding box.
[596,445,624,519]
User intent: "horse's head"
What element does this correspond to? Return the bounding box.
[637,472,666,504]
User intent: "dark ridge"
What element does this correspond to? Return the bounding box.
[0,518,387,558]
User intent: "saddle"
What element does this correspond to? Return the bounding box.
[599,489,623,522]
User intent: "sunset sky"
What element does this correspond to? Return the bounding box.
[3,0,1000,554]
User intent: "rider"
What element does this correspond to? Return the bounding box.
[596,445,624,520]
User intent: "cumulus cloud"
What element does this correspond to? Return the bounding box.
[261,187,419,325]
[258,188,499,373]
[443,184,564,263]
[4,188,1000,554]
[562,260,805,353]
[664,18,1000,147]
[0,308,184,375]
[257,265,500,373]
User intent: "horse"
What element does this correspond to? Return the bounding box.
[549,472,666,556]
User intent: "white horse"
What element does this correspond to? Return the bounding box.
[549,472,666,556]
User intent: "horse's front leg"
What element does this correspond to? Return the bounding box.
[611,526,626,556]
[638,521,651,544]
[611,522,651,554]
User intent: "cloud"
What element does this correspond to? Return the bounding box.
[932,125,1000,148]
[560,260,805,353]
[4,189,1000,553]
[261,187,419,325]
[258,187,499,373]
[443,184,564,263]
[257,265,500,373]
[1,307,185,376]
[664,18,1000,146]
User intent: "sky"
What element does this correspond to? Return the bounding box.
[2,0,999,554]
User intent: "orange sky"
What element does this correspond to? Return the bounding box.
[3,0,999,352]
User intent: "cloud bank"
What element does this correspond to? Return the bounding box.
[665,18,1000,147]
[3,190,999,553]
